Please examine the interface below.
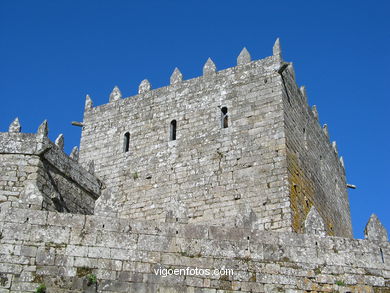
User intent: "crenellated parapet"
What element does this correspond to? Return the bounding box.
[0,119,103,214]
[82,40,282,115]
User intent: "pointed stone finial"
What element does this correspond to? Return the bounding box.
[70,146,79,161]
[272,38,283,62]
[109,86,122,102]
[322,124,329,139]
[85,94,93,110]
[311,105,319,120]
[300,86,308,103]
[273,38,282,61]
[55,134,64,150]
[364,214,388,242]
[170,67,183,85]
[37,120,48,137]
[305,206,326,236]
[237,47,251,65]
[332,141,338,154]
[9,117,21,133]
[203,58,216,76]
[340,156,345,168]
[87,160,95,174]
[138,79,151,94]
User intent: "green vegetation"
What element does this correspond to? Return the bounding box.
[86,273,97,285]
[35,283,46,293]
[335,280,345,286]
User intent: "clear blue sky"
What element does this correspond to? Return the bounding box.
[1,0,389,239]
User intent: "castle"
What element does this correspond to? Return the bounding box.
[0,39,388,292]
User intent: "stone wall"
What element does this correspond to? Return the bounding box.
[280,64,352,238]
[79,54,292,231]
[0,132,101,214]
[0,206,388,292]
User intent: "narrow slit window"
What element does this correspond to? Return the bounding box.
[123,132,130,152]
[221,107,228,128]
[170,120,177,141]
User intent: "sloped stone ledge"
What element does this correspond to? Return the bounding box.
[0,132,102,213]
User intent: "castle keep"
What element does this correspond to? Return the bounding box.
[0,39,388,292]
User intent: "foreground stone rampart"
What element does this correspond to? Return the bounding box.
[0,207,388,292]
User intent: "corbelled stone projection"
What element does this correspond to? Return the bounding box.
[0,39,389,292]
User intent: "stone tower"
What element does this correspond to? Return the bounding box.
[78,39,351,237]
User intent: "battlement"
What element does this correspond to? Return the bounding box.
[84,47,278,113]
[0,120,102,214]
